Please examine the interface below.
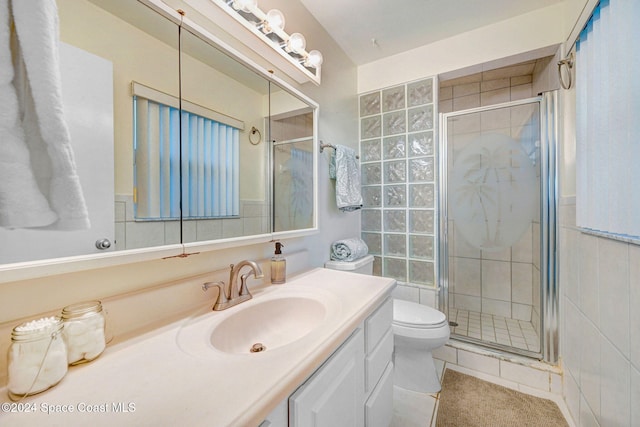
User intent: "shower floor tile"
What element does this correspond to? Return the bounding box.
[449,309,541,353]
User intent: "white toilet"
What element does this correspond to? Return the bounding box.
[324,255,450,393]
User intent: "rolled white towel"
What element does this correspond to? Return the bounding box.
[331,237,369,262]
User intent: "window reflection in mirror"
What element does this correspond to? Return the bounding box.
[178,27,271,243]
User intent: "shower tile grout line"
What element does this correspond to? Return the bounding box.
[449,308,540,353]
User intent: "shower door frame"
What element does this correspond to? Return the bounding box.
[437,93,559,363]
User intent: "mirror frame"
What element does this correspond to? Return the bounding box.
[0,0,318,284]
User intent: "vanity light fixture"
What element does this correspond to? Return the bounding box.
[230,0,256,13]
[284,32,306,54]
[216,0,323,84]
[304,50,323,68]
[263,9,285,33]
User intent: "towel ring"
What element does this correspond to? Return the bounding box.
[249,126,261,145]
[557,53,574,90]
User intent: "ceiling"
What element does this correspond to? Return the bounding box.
[299,0,564,66]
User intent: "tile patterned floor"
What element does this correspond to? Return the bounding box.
[448,309,541,353]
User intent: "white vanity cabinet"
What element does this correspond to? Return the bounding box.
[364,297,394,427]
[289,328,365,426]
[282,296,394,427]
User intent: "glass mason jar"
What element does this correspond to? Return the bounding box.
[61,301,106,365]
[7,317,68,400]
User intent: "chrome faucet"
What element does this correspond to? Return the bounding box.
[202,260,264,311]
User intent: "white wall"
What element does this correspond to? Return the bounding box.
[358,3,565,94]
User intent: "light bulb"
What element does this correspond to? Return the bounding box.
[305,50,323,68]
[264,9,285,33]
[286,33,306,54]
[231,0,257,13]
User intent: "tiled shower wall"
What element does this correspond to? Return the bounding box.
[359,78,437,287]
[438,61,545,327]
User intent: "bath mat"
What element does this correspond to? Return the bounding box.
[435,369,569,427]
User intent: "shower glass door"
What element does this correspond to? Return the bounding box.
[440,97,549,359]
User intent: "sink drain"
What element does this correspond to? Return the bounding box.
[250,343,266,353]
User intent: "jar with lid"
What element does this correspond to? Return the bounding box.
[7,317,68,400]
[61,301,106,365]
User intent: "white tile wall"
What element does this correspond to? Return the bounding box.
[500,360,549,390]
[433,342,564,396]
[391,284,420,303]
[481,260,511,300]
[114,196,268,249]
[392,283,439,309]
[631,245,640,371]
[565,369,581,422]
[457,349,500,376]
[597,239,630,358]
[579,395,600,427]
[600,336,631,426]
[560,199,639,427]
[580,319,601,418]
[631,366,640,427]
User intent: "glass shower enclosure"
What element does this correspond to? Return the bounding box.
[439,93,558,362]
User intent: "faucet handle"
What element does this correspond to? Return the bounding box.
[238,273,252,297]
[202,281,224,292]
[202,281,229,309]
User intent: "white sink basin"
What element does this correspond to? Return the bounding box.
[176,286,340,357]
[210,297,325,354]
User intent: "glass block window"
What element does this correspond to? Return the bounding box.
[359,77,437,286]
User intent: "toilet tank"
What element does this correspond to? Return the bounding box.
[324,254,374,275]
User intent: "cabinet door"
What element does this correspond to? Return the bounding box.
[289,328,365,427]
[260,399,287,427]
[365,362,394,427]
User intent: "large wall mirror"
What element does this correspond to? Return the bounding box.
[0,0,317,278]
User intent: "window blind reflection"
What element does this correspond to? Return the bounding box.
[134,96,240,220]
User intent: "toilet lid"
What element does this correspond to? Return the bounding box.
[394,299,447,327]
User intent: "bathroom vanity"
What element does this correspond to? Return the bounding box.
[283,295,394,427]
[0,268,395,426]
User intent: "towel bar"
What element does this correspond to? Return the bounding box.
[319,142,360,159]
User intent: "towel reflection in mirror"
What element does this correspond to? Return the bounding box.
[0,0,89,230]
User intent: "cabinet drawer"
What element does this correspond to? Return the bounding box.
[365,362,394,427]
[365,297,393,354]
[366,327,393,394]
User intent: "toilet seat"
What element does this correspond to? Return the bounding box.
[393,299,448,329]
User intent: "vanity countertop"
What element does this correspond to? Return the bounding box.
[0,268,395,426]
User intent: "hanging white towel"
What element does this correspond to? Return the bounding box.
[334,144,362,212]
[0,0,89,230]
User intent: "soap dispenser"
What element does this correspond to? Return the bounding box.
[271,241,286,284]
